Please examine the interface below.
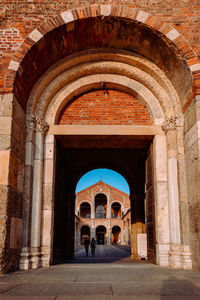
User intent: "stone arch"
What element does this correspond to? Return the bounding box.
[14,5,194,273]
[4,4,199,112]
[26,50,180,122]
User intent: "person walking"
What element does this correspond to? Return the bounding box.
[84,238,90,256]
[90,238,97,256]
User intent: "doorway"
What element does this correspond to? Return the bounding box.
[112,226,121,244]
[53,137,153,263]
[96,226,107,245]
[81,225,90,245]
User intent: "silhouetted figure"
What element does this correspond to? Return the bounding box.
[90,238,97,256]
[84,238,90,256]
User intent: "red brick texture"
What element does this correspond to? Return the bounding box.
[58,90,152,125]
[1,2,200,109]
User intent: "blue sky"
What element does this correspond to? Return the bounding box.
[76,168,130,194]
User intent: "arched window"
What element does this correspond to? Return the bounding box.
[95,193,107,218]
[111,202,121,218]
[96,205,106,218]
[80,202,91,218]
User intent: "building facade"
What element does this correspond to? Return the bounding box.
[75,181,131,246]
[0,1,200,274]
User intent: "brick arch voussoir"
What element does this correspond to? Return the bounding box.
[5,4,200,98]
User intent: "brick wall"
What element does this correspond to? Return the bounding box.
[58,90,152,125]
[0,1,200,105]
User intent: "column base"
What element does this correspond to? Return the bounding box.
[169,244,182,269]
[30,251,42,269]
[20,248,32,270]
[156,244,170,267]
[180,245,193,270]
[40,246,52,267]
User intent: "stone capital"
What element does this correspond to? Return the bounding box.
[174,114,184,127]
[35,117,49,134]
[162,117,176,133]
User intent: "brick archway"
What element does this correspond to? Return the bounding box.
[3,4,199,111]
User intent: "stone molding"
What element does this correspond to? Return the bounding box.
[26,114,36,131]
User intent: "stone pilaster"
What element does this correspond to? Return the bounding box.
[30,117,49,269]
[162,116,182,268]
[91,188,95,238]
[20,114,36,270]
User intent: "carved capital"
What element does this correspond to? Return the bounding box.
[35,117,49,134]
[162,117,176,133]
[26,114,36,131]
[174,114,184,127]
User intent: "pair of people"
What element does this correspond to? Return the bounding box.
[84,238,96,256]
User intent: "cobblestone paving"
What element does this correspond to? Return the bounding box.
[0,245,200,299]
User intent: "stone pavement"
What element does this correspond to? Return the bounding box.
[0,245,200,299]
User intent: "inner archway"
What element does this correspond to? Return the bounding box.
[96,226,107,245]
[112,226,121,244]
[81,226,90,245]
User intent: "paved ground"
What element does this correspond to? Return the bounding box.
[0,245,200,299]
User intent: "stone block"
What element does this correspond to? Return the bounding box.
[41,210,53,246]
[0,94,13,116]
[153,135,167,182]
[0,134,11,150]
[43,183,54,210]
[0,185,8,215]
[43,159,54,184]
[29,29,43,43]
[61,10,74,23]
[0,117,12,135]
[185,103,197,132]
[8,60,19,71]
[155,182,170,244]
[0,150,10,185]
[44,142,54,160]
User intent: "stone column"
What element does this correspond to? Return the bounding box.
[107,188,111,244]
[30,117,49,269]
[174,114,192,269]
[91,188,95,239]
[20,114,36,270]
[41,134,55,267]
[162,117,181,268]
[153,134,170,267]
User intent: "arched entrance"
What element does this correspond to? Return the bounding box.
[112,226,121,244]
[4,6,195,273]
[96,226,107,245]
[80,226,90,245]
